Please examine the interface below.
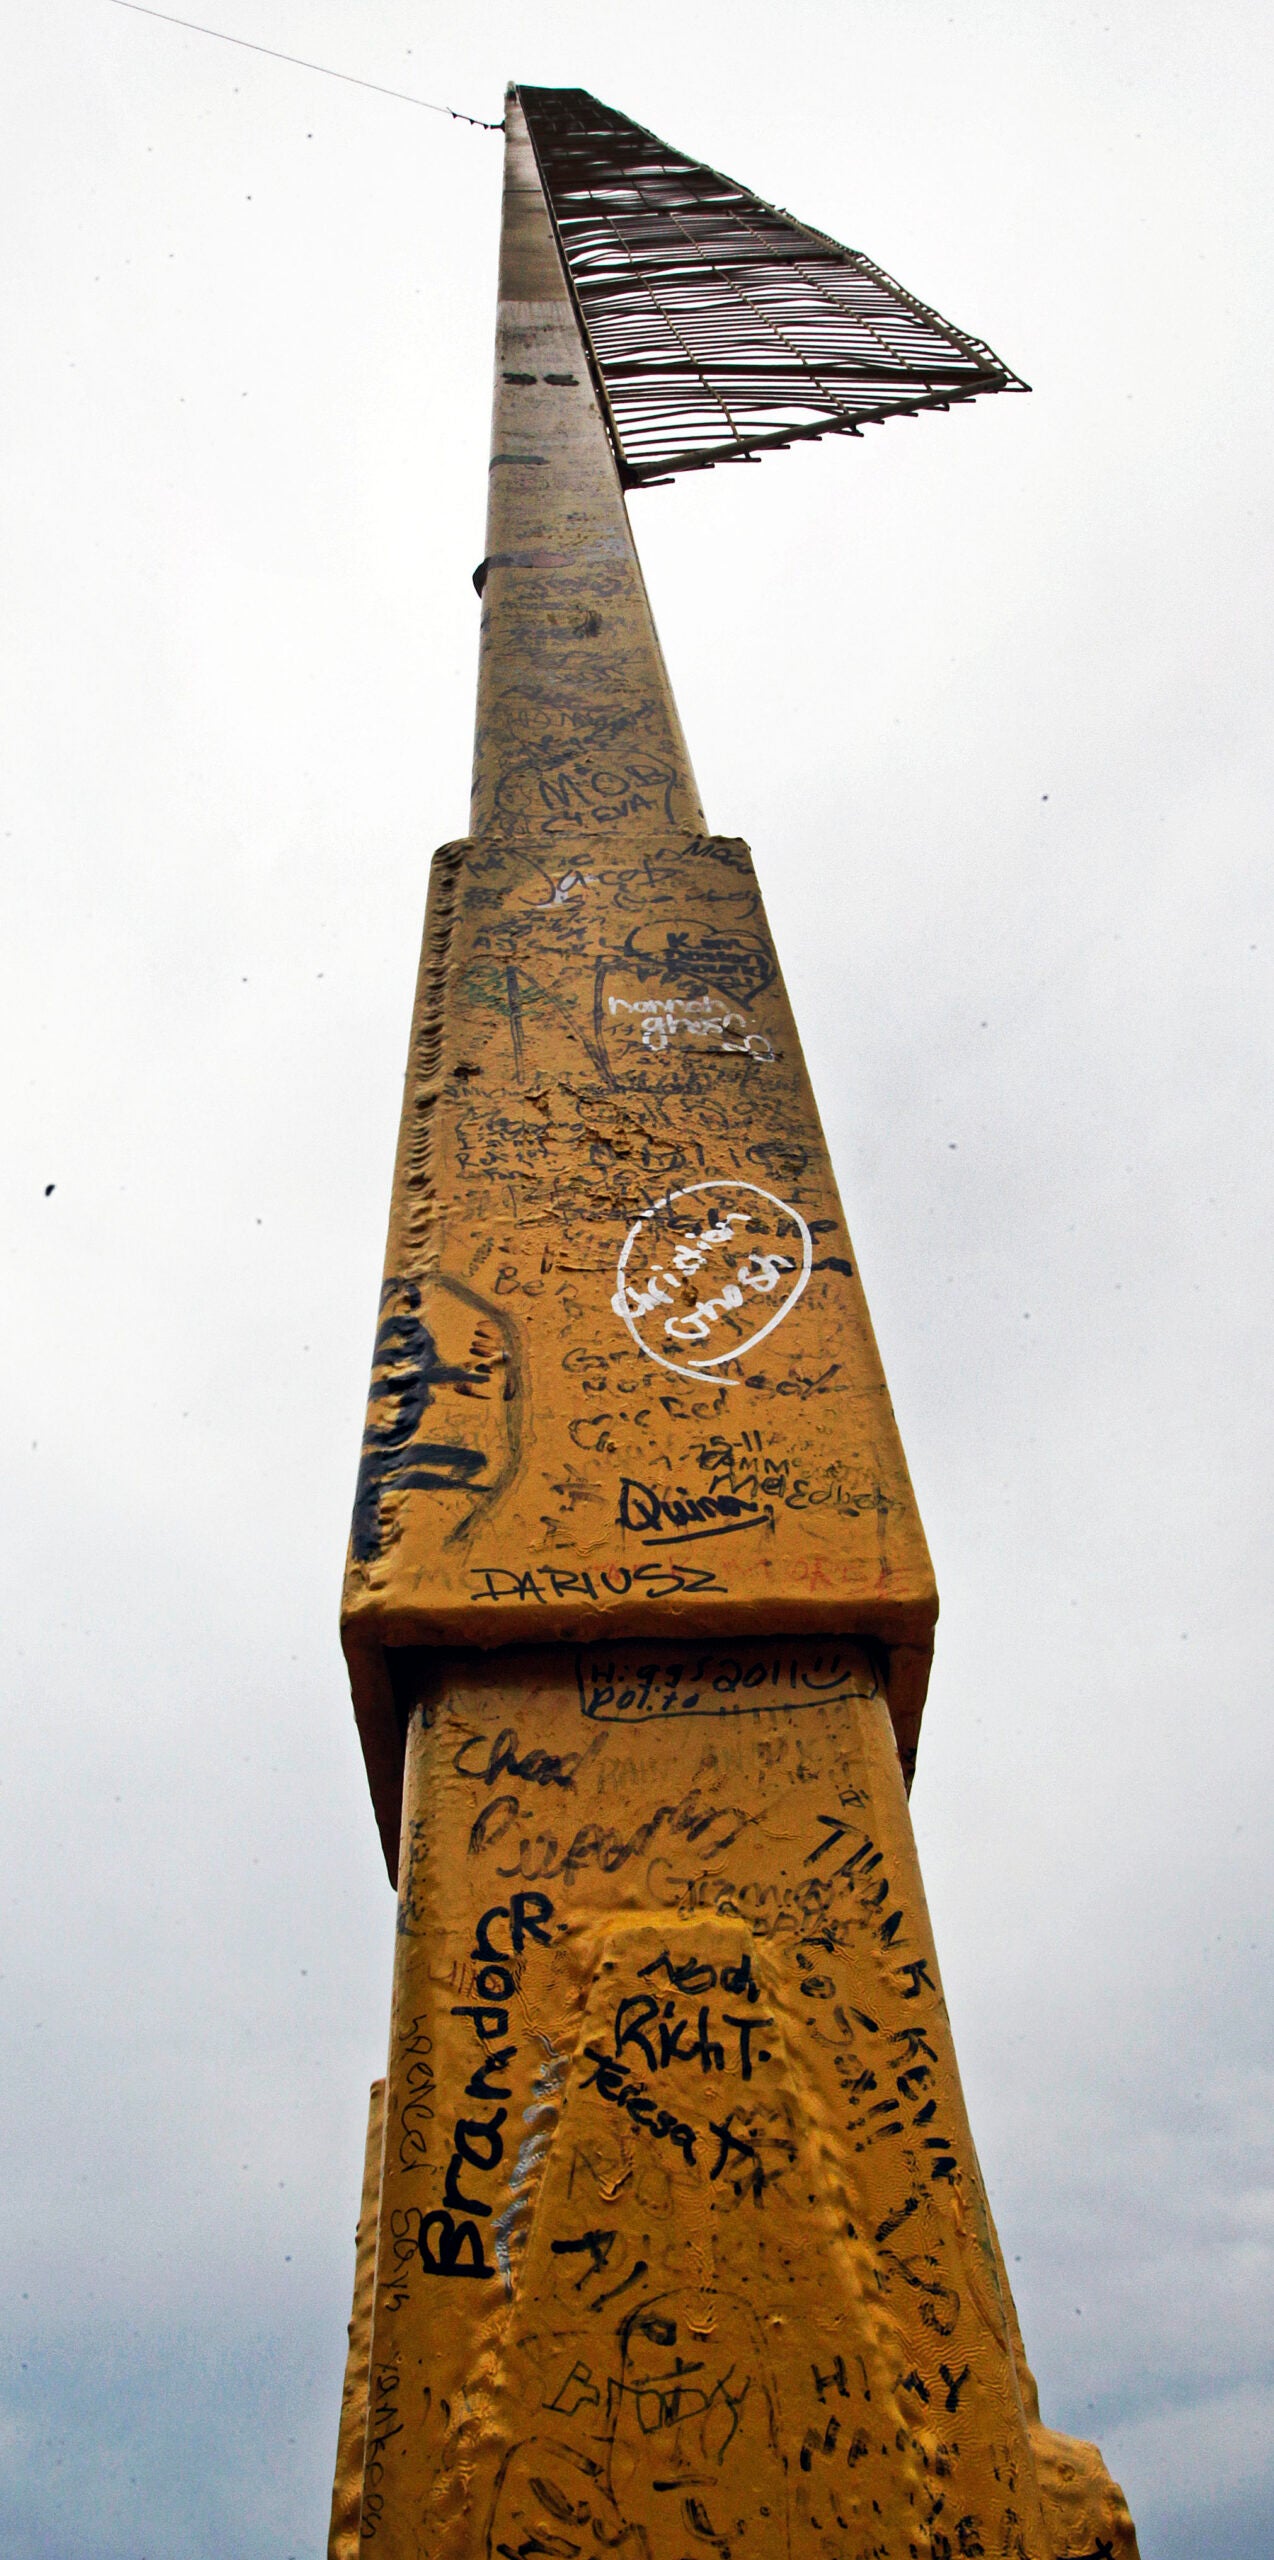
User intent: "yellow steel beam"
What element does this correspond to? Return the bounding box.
[342,94,936,1880]
[332,89,1140,2560]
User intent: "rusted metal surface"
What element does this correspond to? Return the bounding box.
[517,86,1027,485]
[333,86,1138,2560]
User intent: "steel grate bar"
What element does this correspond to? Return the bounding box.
[518,85,1027,485]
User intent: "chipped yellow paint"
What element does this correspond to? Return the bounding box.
[334,88,1140,2560]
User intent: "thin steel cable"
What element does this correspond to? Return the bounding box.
[106,1,502,128]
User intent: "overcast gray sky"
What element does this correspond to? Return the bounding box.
[2,4,1271,2555]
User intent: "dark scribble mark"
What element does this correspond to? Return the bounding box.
[874,2195,919,2245]
[684,2494,730,2548]
[592,956,618,1088]
[806,1813,855,1865]
[624,925,775,1008]
[747,1134,808,1184]
[552,2230,617,2285]
[544,2362,602,2416]
[434,1272,525,1545]
[812,1256,854,1278]
[506,964,526,1080]
[898,1960,934,2000]
[352,1282,488,1561]
[351,1274,525,1562]
[591,2257,648,2312]
[527,2476,581,2523]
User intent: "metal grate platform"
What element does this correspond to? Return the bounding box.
[518,85,1027,487]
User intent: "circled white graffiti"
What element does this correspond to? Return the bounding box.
[612,1179,812,1384]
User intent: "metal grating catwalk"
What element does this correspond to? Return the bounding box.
[518,85,1027,487]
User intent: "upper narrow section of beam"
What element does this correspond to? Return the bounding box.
[517,84,1027,485]
[471,95,704,843]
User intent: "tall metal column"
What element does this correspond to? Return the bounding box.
[331,90,1139,2560]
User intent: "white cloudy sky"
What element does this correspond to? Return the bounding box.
[2,4,1270,2554]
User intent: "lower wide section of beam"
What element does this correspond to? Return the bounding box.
[342,1642,1137,2560]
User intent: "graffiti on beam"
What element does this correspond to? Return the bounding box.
[612,1179,812,1383]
